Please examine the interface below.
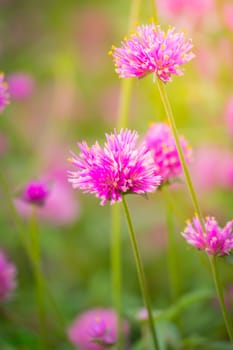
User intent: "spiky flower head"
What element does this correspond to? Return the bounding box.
[182,215,233,256]
[21,181,49,206]
[68,129,161,205]
[0,250,16,301]
[145,122,191,183]
[0,73,9,112]
[110,23,195,83]
[67,308,130,350]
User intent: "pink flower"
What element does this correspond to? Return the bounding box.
[15,168,80,226]
[145,122,192,183]
[7,72,35,100]
[182,216,233,256]
[111,24,194,83]
[21,181,49,206]
[222,3,233,32]
[0,73,9,112]
[161,0,213,18]
[68,129,161,205]
[67,308,130,350]
[0,250,16,301]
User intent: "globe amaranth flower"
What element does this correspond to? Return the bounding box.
[67,308,130,350]
[0,250,17,301]
[0,73,9,112]
[68,129,161,205]
[21,181,49,206]
[182,215,233,256]
[145,122,192,183]
[110,23,195,82]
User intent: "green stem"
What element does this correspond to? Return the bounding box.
[117,0,141,130]
[151,0,158,22]
[112,2,142,349]
[117,79,133,130]
[164,191,180,300]
[29,207,47,348]
[0,171,65,334]
[209,256,233,343]
[111,203,122,348]
[156,79,205,229]
[122,196,160,350]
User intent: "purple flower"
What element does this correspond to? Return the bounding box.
[67,308,130,350]
[0,250,16,301]
[7,72,35,100]
[145,122,192,183]
[0,73,9,112]
[68,129,161,205]
[182,216,233,256]
[110,24,194,82]
[21,181,49,206]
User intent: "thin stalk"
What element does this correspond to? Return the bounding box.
[117,79,133,130]
[29,206,48,349]
[112,1,141,349]
[117,0,141,130]
[209,256,233,343]
[122,196,160,350]
[0,171,65,333]
[111,202,122,348]
[164,192,180,300]
[151,0,158,22]
[156,79,205,229]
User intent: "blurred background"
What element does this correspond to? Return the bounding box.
[0,0,233,348]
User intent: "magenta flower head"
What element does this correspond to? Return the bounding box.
[0,73,9,112]
[110,23,195,83]
[0,250,16,301]
[67,308,130,350]
[68,129,161,205]
[182,215,233,256]
[21,181,49,206]
[145,122,192,183]
[7,72,35,100]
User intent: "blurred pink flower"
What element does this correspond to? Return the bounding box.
[0,250,16,301]
[195,46,218,80]
[182,215,233,256]
[15,168,80,226]
[111,24,194,82]
[67,308,130,350]
[224,96,233,137]
[21,181,49,206]
[191,147,233,191]
[73,7,112,71]
[161,0,213,18]
[222,3,233,32]
[145,122,192,183]
[7,72,35,100]
[0,73,9,112]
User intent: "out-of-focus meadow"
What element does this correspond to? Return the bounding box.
[1,0,233,349]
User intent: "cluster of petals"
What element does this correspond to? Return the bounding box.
[0,73,9,112]
[68,129,161,205]
[67,308,130,350]
[111,23,194,82]
[145,122,192,183]
[182,215,233,256]
[21,181,49,206]
[0,250,16,301]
